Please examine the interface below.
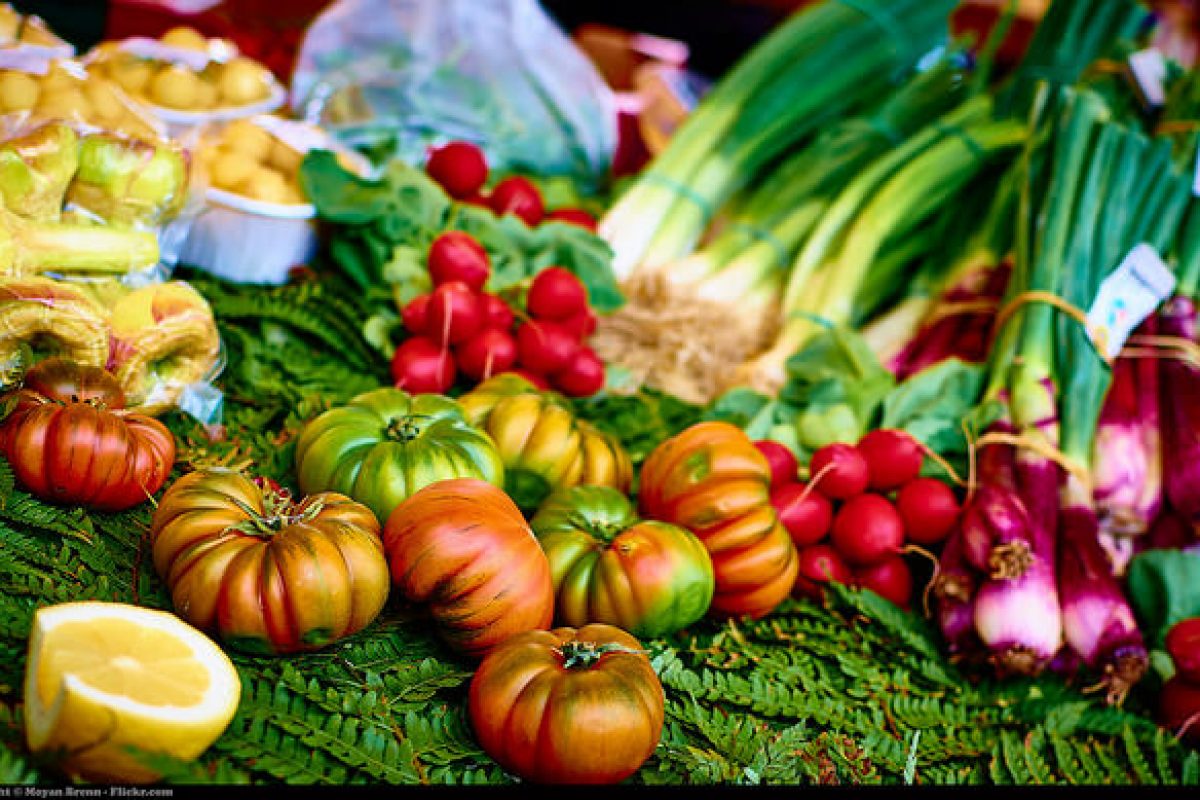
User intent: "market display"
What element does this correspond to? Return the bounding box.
[6,0,1200,788]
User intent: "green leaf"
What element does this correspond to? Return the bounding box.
[300,150,393,224]
[880,358,987,457]
[381,244,432,304]
[1127,549,1200,648]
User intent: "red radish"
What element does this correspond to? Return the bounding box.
[506,368,551,391]
[527,267,588,321]
[853,555,913,609]
[425,141,488,199]
[755,440,799,488]
[428,231,490,291]
[809,443,870,500]
[401,293,431,335]
[456,328,518,381]
[516,320,579,376]
[391,336,455,394]
[857,429,924,491]
[546,207,597,231]
[792,544,852,602]
[772,483,833,547]
[896,477,960,545]
[427,281,483,346]
[559,307,598,340]
[1167,618,1200,683]
[1158,676,1200,744]
[489,176,544,226]
[480,293,515,331]
[553,346,605,397]
[831,493,905,566]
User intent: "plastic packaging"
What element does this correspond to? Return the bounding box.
[0,276,110,385]
[291,0,617,185]
[85,33,285,138]
[181,114,371,284]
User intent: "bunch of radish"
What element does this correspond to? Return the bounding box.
[392,230,606,397]
[758,429,961,610]
[424,140,597,231]
[1158,618,1200,744]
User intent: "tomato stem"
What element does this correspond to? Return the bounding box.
[554,641,646,670]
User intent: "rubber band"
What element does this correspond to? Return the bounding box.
[973,430,1091,487]
[921,299,1000,327]
[785,309,836,329]
[830,0,912,63]
[1082,58,1131,78]
[1123,334,1200,368]
[727,222,792,269]
[641,172,714,222]
[989,290,1110,362]
[1154,119,1200,136]
[932,121,985,160]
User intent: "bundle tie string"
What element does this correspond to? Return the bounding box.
[727,222,793,270]
[641,172,715,223]
[989,290,1110,363]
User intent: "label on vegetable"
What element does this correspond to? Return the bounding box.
[1128,48,1167,107]
[1086,243,1175,360]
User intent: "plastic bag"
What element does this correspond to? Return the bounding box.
[291,0,617,186]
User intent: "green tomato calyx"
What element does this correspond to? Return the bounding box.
[385,414,428,443]
[554,640,646,670]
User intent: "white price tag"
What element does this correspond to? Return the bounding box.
[1086,243,1176,360]
[1129,48,1168,108]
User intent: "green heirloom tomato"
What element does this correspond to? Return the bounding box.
[530,485,714,638]
[294,388,504,525]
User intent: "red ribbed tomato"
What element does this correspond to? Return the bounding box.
[468,624,664,784]
[638,421,798,619]
[150,469,390,655]
[383,478,554,657]
[0,360,174,511]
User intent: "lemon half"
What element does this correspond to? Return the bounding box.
[24,601,241,783]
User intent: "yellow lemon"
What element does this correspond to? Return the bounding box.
[221,118,273,161]
[108,56,154,97]
[149,64,199,109]
[23,601,240,784]
[215,57,270,106]
[267,139,302,175]
[209,147,259,192]
[236,165,290,203]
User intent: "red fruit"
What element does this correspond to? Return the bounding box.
[792,544,852,602]
[527,267,588,321]
[426,141,488,199]
[506,368,551,391]
[1158,676,1200,744]
[831,494,905,566]
[427,281,484,346]
[896,478,960,545]
[857,429,924,491]
[1167,618,1200,683]
[853,555,913,610]
[809,443,870,500]
[546,207,597,231]
[489,176,544,226]
[456,328,518,382]
[401,293,431,335]
[772,483,833,548]
[463,192,491,209]
[515,320,579,375]
[755,440,799,488]
[428,231,490,291]
[552,347,605,397]
[480,293,515,331]
[391,337,455,394]
[558,307,598,342]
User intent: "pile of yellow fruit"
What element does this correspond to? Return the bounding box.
[0,60,160,139]
[198,117,309,205]
[90,26,278,113]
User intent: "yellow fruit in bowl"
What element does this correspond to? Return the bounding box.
[210,148,258,192]
[267,139,302,175]
[161,26,210,53]
[0,70,39,111]
[149,64,199,109]
[23,601,240,784]
[216,57,270,106]
[83,79,124,122]
[34,88,88,120]
[194,79,218,110]
[109,56,154,96]
[236,165,291,203]
[221,118,273,161]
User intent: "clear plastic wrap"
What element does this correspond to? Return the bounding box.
[291,0,618,184]
[85,31,286,138]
